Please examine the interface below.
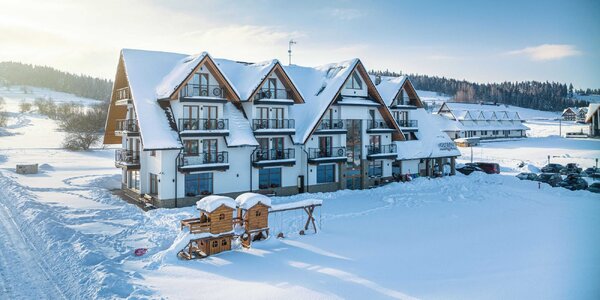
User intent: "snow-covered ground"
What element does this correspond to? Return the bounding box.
[0,91,599,299]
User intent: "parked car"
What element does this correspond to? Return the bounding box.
[582,167,600,178]
[516,172,538,181]
[457,165,484,175]
[587,182,600,193]
[560,163,582,175]
[541,163,564,173]
[558,174,588,191]
[467,162,500,174]
[535,173,562,187]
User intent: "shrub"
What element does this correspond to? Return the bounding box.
[19,101,32,113]
[62,132,100,150]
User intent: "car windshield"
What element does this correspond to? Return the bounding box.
[539,174,551,180]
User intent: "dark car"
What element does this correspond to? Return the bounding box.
[560,163,582,175]
[457,165,484,175]
[541,163,564,173]
[559,174,589,191]
[582,167,600,178]
[516,172,538,181]
[588,182,600,193]
[535,173,562,187]
[467,162,500,174]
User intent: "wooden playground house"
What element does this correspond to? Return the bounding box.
[179,196,237,259]
[178,193,322,260]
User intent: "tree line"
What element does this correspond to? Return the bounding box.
[0,62,112,101]
[370,70,591,111]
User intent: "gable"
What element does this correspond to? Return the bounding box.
[163,55,240,102]
[103,55,129,145]
[248,62,304,103]
[398,79,424,108]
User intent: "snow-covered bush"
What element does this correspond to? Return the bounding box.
[60,102,107,150]
[0,97,8,127]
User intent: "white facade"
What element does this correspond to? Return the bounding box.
[107,49,459,207]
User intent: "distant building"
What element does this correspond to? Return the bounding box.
[561,107,577,121]
[585,104,600,137]
[576,107,588,123]
[434,102,529,140]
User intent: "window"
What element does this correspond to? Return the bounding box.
[182,106,200,130]
[259,168,282,189]
[221,239,228,246]
[185,173,213,196]
[368,161,383,177]
[219,213,225,220]
[204,106,218,129]
[481,130,488,135]
[212,240,218,248]
[273,108,284,128]
[150,150,156,157]
[344,71,363,90]
[184,140,199,156]
[317,164,336,183]
[255,210,262,217]
[396,89,406,105]
[272,137,284,159]
[267,78,277,98]
[132,171,140,190]
[149,173,158,195]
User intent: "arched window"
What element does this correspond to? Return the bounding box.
[212,240,218,248]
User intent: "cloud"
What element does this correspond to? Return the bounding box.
[507,44,581,61]
[328,8,364,20]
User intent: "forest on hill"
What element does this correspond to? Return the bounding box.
[370,70,590,111]
[0,62,112,101]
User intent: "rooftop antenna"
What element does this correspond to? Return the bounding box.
[288,39,297,65]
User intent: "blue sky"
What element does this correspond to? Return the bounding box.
[1,0,599,88]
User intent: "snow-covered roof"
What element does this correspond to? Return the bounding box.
[121,49,184,150]
[396,109,461,159]
[224,102,258,146]
[215,59,278,101]
[235,193,272,210]
[373,75,407,106]
[196,195,237,213]
[285,59,360,143]
[562,107,576,114]
[586,103,600,123]
[155,52,208,99]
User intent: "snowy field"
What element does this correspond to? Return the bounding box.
[0,91,599,299]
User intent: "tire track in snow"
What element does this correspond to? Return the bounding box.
[0,198,66,299]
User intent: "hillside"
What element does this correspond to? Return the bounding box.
[0,62,112,101]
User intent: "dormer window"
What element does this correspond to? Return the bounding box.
[345,72,363,90]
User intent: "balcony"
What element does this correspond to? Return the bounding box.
[178,152,229,172]
[115,119,139,136]
[396,119,418,132]
[252,119,295,135]
[252,148,296,167]
[178,118,229,137]
[254,88,294,104]
[308,147,347,164]
[180,84,227,102]
[115,87,132,106]
[115,149,140,169]
[314,119,347,134]
[366,144,398,160]
[366,120,395,133]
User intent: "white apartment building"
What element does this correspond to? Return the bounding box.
[104,49,459,208]
[434,102,529,140]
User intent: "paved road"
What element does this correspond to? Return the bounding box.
[0,193,65,299]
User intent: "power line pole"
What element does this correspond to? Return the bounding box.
[288,39,297,65]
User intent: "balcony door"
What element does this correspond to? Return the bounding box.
[267,78,277,99]
[184,140,199,156]
[369,135,381,154]
[193,73,209,96]
[272,137,284,159]
[204,106,218,130]
[319,136,332,157]
[257,138,269,160]
[183,105,199,130]
[203,139,218,163]
[273,108,284,128]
